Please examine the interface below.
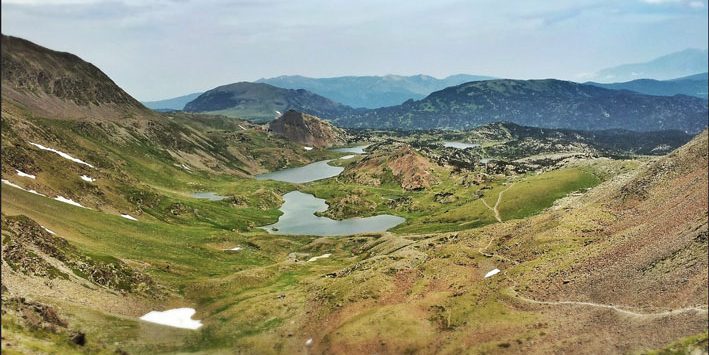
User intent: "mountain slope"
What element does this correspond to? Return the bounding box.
[586,72,708,99]
[183,82,356,122]
[334,79,708,132]
[284,131,708,354]
[522,129,708,309]
[142,92,203,111]
[591,48,709,82]
[1,35,147,120]
[257,74,494,109]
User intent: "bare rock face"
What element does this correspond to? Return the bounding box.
[268,110,346,148]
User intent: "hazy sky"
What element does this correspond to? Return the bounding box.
[2,0,708,101]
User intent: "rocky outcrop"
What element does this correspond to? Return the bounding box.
[341,142,438,190]
[268,110,346,148]
[1,214,157,295]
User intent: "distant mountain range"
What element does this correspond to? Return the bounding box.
[332,79,708,133]
[142,92,202,111]
[255,74,494,108]
[585,72,708,99]
[149,48,709,132]
[589,48,708,83]
[142,74,494,111]
[183,82,356,122]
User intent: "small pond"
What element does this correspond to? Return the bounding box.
[261,191,405,236]
[331,144,369,154]
[192,192,227,201]
[443,141,480,149]
[255,160,344,184]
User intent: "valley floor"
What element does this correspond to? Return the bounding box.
[2,145,707,354]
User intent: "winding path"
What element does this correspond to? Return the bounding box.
[513,292,708,318]
[481,184,514,223]
[476,236,709,318]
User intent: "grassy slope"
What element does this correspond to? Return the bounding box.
[303,162,608,234]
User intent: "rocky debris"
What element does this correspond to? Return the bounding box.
[268,110,346,148]
[2,297,67,333]
[416,144,482,171]
[126,189,162,210]
[460,173,492,187]
[226,195,247,207]
[386,196,412,210]
[433,192,457,204]
[1,146,39,176]
[287,253,311,263]
[2,214,158,295]
[169,202,190,216]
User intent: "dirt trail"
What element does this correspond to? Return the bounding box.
[476,236,709,318]
[513,291,708,317]
[481,184,513,222]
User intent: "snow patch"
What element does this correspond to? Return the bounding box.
[53,196,86,208]
[180,164,192,171]
[16,170,36,179]
[1,179,45,196]
[303,146,313,151]
[307,253,332,262]
[80,175,95,182]
[27,189,44,196]
[305,338,313,346]
[139,308,203,330]
[339,155,355,160]
[42,226,56,235]
[29,143,94,168]
[121,214,138,221]
[2,179,24,190]
[224,246,242,251]
[484,268,500,278]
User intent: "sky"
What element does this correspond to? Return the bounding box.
[2,0,708,101]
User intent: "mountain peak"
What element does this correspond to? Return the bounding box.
[591,48,709,82]
[183,81,352,122]
[1,35,146,119]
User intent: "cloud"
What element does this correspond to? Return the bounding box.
[642,0,679,3]
[641,0,706,7]
[2,0,706,100]
[689,1,705,8]
[1,0,100,3]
